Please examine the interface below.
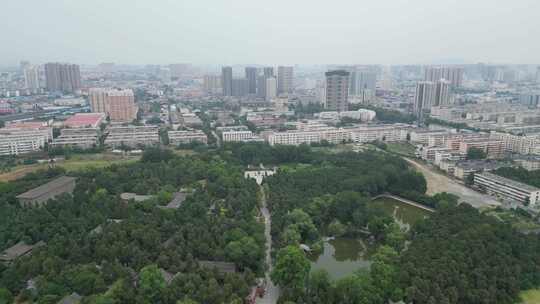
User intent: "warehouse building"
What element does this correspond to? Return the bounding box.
[16,176,77,206]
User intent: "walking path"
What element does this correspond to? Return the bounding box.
[373,193,435,212]
[256,186,279,304]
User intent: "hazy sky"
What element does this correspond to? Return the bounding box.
[2,0,539,66]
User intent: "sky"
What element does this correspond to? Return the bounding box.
[1,0,539,66]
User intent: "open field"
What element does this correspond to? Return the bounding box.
[520,289,540,304]
[404,157,500,208]
[0,153,140,182]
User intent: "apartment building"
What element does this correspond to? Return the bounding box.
[410,129,449,145]
[267,128,349,146]
[222,130,261,142]
[490,132,540,155]
[104,125,159,148]
[514,156,540,171]
[168,130,208,145]
[458,139,505,159]
[52,128,100,149]
[419,146,452,162]
[349,124,410,143]
[474,172,540,206]
[89,88,138,122]
[0,126,52,156]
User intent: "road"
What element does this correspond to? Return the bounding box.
[404,158,500,208]
[256,186,279,304]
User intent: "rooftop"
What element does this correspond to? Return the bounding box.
[0,241,45,262]
[16,176,77,200]
[64,113,105,128]
[477,172,540,192]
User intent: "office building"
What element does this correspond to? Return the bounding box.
[221,66,233,96]
[24,65,40,90]
[277,66,294,95]
[325,70,350,112]
[89,88,138,122]
[265,77,277,101]
[44,63,81,93]
[474,172,540,206]
[245,67,258,94]
[414,81,436,116]
[424,66,464,87]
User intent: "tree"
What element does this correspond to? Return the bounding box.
[139,265,165,303]
[0,288,13,304]
[466,147,487,160]
[271,246,311,298]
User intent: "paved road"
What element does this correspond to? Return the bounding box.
[256,186,279,304]
[404,158,500,208]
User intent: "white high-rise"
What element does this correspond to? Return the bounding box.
[414,81,436,116]
[24,65,40,90]
[265,77,277,101]
[434,80,451,106]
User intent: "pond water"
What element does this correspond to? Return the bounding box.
[308,197,430,280]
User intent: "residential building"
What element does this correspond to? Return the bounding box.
[232,78,249,97]
[0,241,45,265]
[350,69,376,95]
[44,62,81,93]
[89,88,138,122]
[168,130,208,145]
[263,67,274,78]
[265,77,277,101]
[424,66,464,87]
[349,124,411,143]
[52,128,100,149]
[16,176,77,206]
[414,81,436,117]
[277,66,294,95]
[325,70,350,112]
[24,65,40,90]
[434,79,451,106]
[419,146,452,162]
[453,160,506,180]
[514,156,540,171]
[474,172,540,206]
[410,129,449,145]
[221,66,233,96]
[267,128,350,146]
[104,125,159,148]
[245,67,258,94]
[0,126,52,156]
[490,132,540,155]
[458,138,505,159]
[203,75,222,94]
[222,130,257,142]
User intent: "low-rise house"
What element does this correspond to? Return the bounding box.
[120,192,154,202]
[16,176,77,206]
[0,241,45,265]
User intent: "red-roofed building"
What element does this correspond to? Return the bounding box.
[5,122,48,129]
[64,113,105,128]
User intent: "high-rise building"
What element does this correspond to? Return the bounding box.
[325,70,350,112]
[203,75,222,94]
[221,66,233,96]
[89,88,138,122]
[265,77,277,101]
[232,78,249,97]
[24,65,40,90]
[424,66,464,87]
[350,70,376,95]
[535,67,540,83]
[263,67,274,78]
[245,67,258,94]
[277,66,294,95]
[44,63,81,93]
[414,81,436,117]
[434,80,450,106]
[257,75,267,98]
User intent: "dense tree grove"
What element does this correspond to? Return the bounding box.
[493,166,540,188]
[0,148,264,303]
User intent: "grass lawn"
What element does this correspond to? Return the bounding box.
[312,144,355,154]
[0,153,141,182]
[520,289,540,304]
[385,142,416,157]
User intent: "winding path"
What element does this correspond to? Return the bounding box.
[256,186,279,304]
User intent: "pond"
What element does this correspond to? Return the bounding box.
[308,197,430,280]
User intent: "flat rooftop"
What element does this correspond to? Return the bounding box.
[477,171,540,192]
[64,113,104,128]
[16,176,76,200]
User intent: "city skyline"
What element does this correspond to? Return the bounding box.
[1,0,540,66]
